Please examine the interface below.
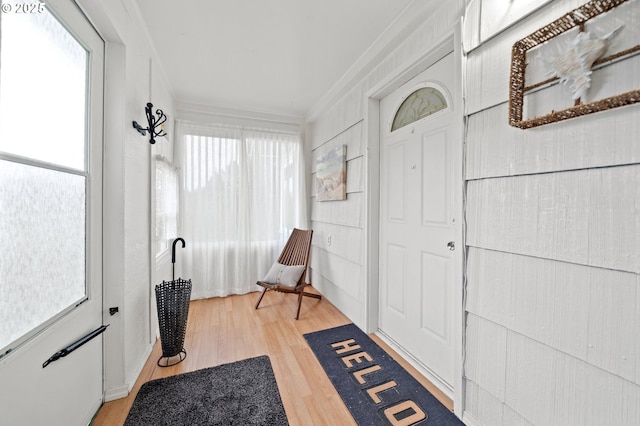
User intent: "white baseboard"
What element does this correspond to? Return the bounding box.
[103,340,155,402]
[104,384,130,402]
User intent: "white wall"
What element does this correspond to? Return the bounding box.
[70,0,640,421]
[308,0,640,423]
[309,119,366,323]
[462,0,640,424]
[306,0,465,329]
[78,0,176,400]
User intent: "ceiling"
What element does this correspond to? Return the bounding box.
[133,0,418,119]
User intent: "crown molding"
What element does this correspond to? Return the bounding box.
[305,0,444,123]
[175,101,304,130]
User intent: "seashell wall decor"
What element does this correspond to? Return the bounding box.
[545,26,622,100]
[508,0,640,129]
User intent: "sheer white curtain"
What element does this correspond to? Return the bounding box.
[175,120,307,299]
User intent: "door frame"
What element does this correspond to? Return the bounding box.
[74,0,130,401]
[362,22,465,416]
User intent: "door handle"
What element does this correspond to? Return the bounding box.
[447,241,455,251]
[43,325,109,368]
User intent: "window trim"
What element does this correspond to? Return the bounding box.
[153,154,180,259]
[389,82,452,133]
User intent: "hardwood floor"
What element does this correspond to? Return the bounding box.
[92,290,452,425]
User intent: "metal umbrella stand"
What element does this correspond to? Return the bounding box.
[155,237,190,367]
[155,278,191,366]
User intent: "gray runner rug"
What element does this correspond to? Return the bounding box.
[124,355,288,426]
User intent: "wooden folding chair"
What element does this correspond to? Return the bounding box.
[255,228,321,319]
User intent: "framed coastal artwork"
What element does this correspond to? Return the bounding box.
[316,145,346,201]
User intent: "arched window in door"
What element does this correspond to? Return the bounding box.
[391,86,447,131]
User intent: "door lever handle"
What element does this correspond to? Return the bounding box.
[447,241,455,251]
[43,325,109,368]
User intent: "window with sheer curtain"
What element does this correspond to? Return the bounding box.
[175,121,307,299]
[154,157,179,256]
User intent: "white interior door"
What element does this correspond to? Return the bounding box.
[0,0,105,424]
[379,52,461,392]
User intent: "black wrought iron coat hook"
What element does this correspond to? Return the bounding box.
[133,102,167,144]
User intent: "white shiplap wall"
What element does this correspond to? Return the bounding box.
[307,1,465,329]
[85,0,177,400]
[309,118,366,322]
[463,0,640,424]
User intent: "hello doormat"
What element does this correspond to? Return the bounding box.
[304,324,463,426]
[124,355,288,426]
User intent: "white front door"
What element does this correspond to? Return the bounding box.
[0,0,105,424]
[379,52,461,392]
